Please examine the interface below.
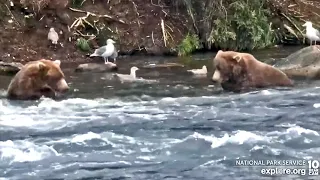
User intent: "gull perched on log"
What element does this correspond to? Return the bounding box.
[302,21,320,46]
[48,27,59,44]
[90,39,117,64]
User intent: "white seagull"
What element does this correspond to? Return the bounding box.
[48,27,59,44]
[114,66,139,82]
[90,39,117,64]
[187,65,208,75]
[109,49,118,63]
[302,21,320,46]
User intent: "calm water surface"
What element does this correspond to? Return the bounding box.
[1,46,320,180]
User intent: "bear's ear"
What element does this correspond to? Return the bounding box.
[232,55,242,63]
[53,60,61,66]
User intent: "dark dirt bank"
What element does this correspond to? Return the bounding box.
[268,0,320,44]
[0,0,319,64]
[0,0,189,64]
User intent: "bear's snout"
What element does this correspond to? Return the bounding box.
[211,70,222,83]
[56,78,69,93]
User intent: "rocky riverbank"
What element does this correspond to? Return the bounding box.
[0,0,319,64]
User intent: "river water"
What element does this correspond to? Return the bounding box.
[1,46,320,180]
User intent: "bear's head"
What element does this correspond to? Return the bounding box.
[6,59,70,100]
[29,59,69,94]
[211,50,247,86]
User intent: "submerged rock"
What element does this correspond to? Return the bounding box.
[274,45,320,79]
[0,61,23,76]
[142,63,185,69]
[75,62,118,73]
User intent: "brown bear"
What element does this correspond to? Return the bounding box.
[7,59,69,100]
[211,50,294,92]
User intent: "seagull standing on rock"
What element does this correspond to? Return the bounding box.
[302,21,320,46]
[48,27,59,45]
[90,39,117,64]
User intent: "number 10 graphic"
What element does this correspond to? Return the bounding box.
[308,160,320,169]
[308,160,319,176]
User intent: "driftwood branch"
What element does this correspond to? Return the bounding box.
[284,24,299,39]
[74,30,96,40]
[69,7,126,24]
[280,13,304,37]
[160,18,174,47]
[5,4,20,27]
[69,7,127,40]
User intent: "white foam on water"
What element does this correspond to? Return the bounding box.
[0,140,59,163]
[304,148,320,155]
[48,131,119,148]
[249,145,281,156]
[250,145,264,151]
[267,125,319,137]
[0,115,62,128]
[198,156,227,168]
[260,90,273,95]
[0,97,170,131]
[286,126,319,136]
[313,103,320,108]
[140,147,152,152]
[71,132,102,143]
[136,156,156,161]
[189,131,270,149]
[158,96,219,106]
[45,130,177,157]
[0,95,225,133]
[107,132,136,144]
[46,131,181,156]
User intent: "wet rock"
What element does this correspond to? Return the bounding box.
[0,61,23,76]
[274,45,320,79]
[142,63,185,69]
[75,62,118,73]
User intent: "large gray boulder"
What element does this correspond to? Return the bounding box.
[273,45,320,79]
[75,62,118,73]
[0,61,23,76]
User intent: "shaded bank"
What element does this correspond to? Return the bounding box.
[0,0,318,64]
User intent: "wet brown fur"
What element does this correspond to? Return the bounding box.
[212,50,294,92]
[7,59,68,100]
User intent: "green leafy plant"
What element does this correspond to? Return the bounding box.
[177,33,200,56]
[76,37,91,52]
[72,0,87,8]
[172,0,276,51]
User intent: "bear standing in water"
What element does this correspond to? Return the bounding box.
[211,50,294,92]
[7,59,69,100]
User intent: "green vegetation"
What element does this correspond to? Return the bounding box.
[76,37,91,52]
[177,33,201,56]
[72,0,87,8]
[173,0,276,51]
